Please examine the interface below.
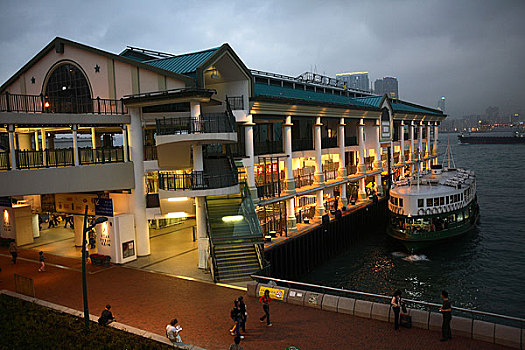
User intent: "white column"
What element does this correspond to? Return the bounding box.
[433,122,439,165]
[426,122,432,170]
[129,107,150,256]
[409,121,415,175]
[357,120,366,199]
[418,122,424,173]
[8,125,17,170]
[41,128,47,167]
[337,117,347,207]
[373,120,383,195]
[190,101,208,269]
[282,115,296,230]
[244,115,257,201]
[399,122,405,178]
[91,127,96,149]
[313,116,325,218]
[34,131,40,151]
[122,124,129,162]
[72,125,79,166]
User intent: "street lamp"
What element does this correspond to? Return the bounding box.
[82,205,108,334]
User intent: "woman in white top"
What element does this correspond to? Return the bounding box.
[166,318,183,344]
[391,290,402,330]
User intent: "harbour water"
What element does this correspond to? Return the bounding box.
[301,134,525,318]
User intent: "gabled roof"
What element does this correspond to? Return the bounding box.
[144,47,220,75]
[354,95,385,108]
[119,49,157,62]
[253,83,375,109]
[0,37,195,93]
[391,100,444,116]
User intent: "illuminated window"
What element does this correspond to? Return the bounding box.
[418,199,424,208]
[44,63,92,113]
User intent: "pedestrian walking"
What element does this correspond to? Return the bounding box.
[38,251,46,272]
[230,300,244,339]
[391,289,402,330]
[64,215,74,229]
[9,241,17,264]
[259,289,272,326]
[229,335,244,350]
[166,318,183,345]
[238,296,247,333]
[98,304,116,325]
[439,290,452,341]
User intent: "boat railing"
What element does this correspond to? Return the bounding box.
[251,275,525,328]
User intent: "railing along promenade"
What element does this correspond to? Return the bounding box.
[158,169,238,191]
[251,275,525,329]
[0,92,127,115]
[156,113,236,136]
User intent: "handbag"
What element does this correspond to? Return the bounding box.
[400,314,412,328]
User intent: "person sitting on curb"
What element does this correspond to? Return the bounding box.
[98,304,116,326]
[166,318,183,345]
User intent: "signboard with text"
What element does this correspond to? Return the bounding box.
[95,198,114,217]
[258,286,286,301]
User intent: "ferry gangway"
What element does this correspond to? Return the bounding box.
[251,275,525,329]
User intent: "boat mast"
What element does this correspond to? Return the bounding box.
[442,136,456,168]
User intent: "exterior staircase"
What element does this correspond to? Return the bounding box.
[206,186,264,282]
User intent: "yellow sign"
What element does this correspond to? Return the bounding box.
[258,286,285,301]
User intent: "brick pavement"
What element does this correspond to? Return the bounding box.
[0,248,511,350]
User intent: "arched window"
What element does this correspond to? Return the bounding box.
[44,63,92,113]
[381,108,390,122]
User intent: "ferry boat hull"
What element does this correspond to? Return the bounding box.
[387,199,479,252]
[458,135,525,144]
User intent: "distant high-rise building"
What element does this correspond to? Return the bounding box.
[437,96,446,112]
[374,77,399,99]
[336,72,370,91]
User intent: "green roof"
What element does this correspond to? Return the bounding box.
[144,47,219,75]
[254,83,373,108]
[391,101,443,116]
[354,95,384,108]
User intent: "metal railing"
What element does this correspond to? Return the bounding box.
[144,145,158,161]
[251,275,525,327]
[158,169,238,191]
[321,136,338,149]
[345,136,358,146]
[226,96,244,110]
[0,152,9,170]
[156,113,235,136]
[292,138,313,152]
[0,92,127,115]
[79,147,124,165]
[16,149,74,169]
[254,140,282,155]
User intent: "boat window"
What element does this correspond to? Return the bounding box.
[399,198,403,207]
[394,197,398,206]
[446,196,450,204]
[464,210,469,220]
[450,214,456,222]
[440,197,445,205]
[418,199,424,208]
[427,198,433,207]
[434,198,439,206]
[457,212,464,221]
[461,193,464,201]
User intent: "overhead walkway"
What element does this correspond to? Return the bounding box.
[206,184,265,282]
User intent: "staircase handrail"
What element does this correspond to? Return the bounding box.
[204,197,218,283]
[225,96,238,132]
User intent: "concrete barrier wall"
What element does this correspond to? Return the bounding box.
[248,283,523,349]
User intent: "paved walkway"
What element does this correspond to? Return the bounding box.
[0,248,510,350]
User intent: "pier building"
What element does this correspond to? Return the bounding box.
[0,37,445,282]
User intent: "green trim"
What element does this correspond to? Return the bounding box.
[0,37,195,93]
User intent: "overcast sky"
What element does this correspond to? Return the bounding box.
[1,0,524,117]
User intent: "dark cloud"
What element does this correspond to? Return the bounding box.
[1,0,524,117]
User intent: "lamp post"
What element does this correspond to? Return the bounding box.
[82,205,108,334]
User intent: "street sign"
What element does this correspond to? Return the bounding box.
[95,198,114,217]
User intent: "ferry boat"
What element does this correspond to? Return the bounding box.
[387,149,479,251]
[458,123,525,144]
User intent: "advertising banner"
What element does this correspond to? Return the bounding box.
[258,286,286,301]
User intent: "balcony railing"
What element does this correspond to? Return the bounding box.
[345,136,358,146]
[0,152,10,170]
[79,147,124,165]
[321,136,338,149]
[16,149,74,169]
[254,140,282,155]
[158,169,238,191]
[0,92,127,115]
[226,96,244,110]
[156,113,235,136]
[144,145,158,161]
[292,138,313,152]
